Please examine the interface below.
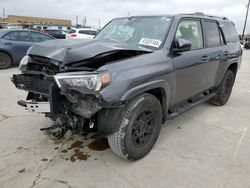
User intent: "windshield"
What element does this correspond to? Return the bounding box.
[95,16,172,49]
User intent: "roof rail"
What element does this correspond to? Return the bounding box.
[193,12,229,20]
[194,12,205,16]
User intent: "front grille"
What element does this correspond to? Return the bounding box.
[26,55,60,75]
[13,74,53,95]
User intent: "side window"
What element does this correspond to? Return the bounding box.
[5,31,31,41]
[222,23,239,43]
[204,21,221,47]
[3,33,11,40]
[31,32,53,42]
[79,30,89,35]
[175,20,203,50]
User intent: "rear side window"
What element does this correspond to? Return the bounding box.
[221,22,239,43]
[204,21,221,47]
[68,29,76,34]
[31,32,53,42]
[79,30,90,35]
[4,31,31,41]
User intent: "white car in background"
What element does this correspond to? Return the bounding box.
[67,28,98,39]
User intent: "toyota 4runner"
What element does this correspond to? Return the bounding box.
[12,12,242,160]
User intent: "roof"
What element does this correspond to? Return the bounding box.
[116,12,233,23]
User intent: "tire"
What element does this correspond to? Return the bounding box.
[108,93,162,160]
[209,69,235,106]
[0,52,12,69]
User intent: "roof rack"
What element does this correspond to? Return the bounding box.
[193,12,229,20]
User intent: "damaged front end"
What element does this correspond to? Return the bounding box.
[11,39,151,138]
[12,55,116,138]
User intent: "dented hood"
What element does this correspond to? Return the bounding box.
[27,39,152,65]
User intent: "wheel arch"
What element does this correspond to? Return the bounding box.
[227,62,238,77]
[121,80,170,123]
[216,62,238,86]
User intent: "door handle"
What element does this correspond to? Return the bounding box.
[201,55,210,62]
[4,42,13,45]
[215,55,221,60]
[223,51,229,56]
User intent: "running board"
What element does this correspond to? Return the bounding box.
[167,92,216,120]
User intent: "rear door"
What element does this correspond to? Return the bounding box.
[202,20,224,88]
[2,31,34,62]
[171,19,209,104]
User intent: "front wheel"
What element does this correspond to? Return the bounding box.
[0,52,12,69]
[108,93,162,160]
[209,69,235,106]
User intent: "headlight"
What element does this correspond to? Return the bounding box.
[54,71,111,91]
[19,55,30,72]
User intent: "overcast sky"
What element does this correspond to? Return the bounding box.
[1,0,249,33]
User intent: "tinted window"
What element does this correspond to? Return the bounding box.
[176,20,203,50]
[51,30,61,35]
[5,31,31,41]
[31,32,53,42]
[79,30,91,35]
[68,29,76,34]
[204,21,221,47]
[222,22,239,43]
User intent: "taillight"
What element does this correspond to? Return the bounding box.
[70,34,77,37]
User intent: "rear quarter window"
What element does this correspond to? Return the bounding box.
[221,22,239,43]
[68,29,76,34]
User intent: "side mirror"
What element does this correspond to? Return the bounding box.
[172,38,192,53]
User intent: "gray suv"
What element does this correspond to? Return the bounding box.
[12,12,242,160]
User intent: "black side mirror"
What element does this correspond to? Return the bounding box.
[172,38,192,53]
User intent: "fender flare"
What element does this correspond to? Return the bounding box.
[216,61,239,86]
[121,79,171,106]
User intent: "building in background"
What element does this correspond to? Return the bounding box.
[1,15,72,30]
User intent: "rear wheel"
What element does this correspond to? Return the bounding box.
[0,52,12,69]
[108,93,162,160]
[210,69,235,106]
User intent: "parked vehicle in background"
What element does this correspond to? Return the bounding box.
[67,28,98,39]
[0,22,22,29]
[44,29,67,39]
[244,36,250,49]
[0,29,55,69]
[12,13,241,160]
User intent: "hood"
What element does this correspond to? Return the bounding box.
[27,39,152,65]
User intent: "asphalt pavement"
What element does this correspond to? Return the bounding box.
[0,50,250,188]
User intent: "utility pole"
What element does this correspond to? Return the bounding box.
[84,16,87,26]
[76,15,78,26]
[2,8,5,21]
[98,19,101,29]
[242,0,250,39]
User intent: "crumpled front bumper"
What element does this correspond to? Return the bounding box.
[12,74,105,118]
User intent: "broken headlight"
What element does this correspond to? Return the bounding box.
[54,71,111,91]
[18,55,30,72]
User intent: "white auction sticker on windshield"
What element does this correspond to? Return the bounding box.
[139,38,162,48]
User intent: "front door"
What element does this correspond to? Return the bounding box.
[171,19,209,105]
